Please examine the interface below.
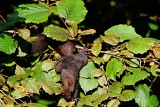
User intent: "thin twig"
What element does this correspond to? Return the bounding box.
[0,14,6,22]
[0,90,19,105]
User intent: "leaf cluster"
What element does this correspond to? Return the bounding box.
[0,0,160,107]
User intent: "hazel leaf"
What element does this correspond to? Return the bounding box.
[57,0,88,24]
[43,25,68,41]
[16,4,51,23]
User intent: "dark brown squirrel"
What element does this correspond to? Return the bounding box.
[55,40,88,100]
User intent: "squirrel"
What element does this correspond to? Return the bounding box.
[55,40,88,101]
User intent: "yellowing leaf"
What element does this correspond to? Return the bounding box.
[119,90,135,101]
[104,24,140,42]
[91,37,102,56]
[101,34,120,46]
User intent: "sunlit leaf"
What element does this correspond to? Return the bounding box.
[148,23,158,31]
[80,60,97,78]
[92,57,105,65]
[57,0,88,24]
[79,77,98,94]
[16,4,51,23]
[119,90,135,101]
[122,70,149,85]
[0,33,18,54]
[126,37,154,54]
[93,93,110,106]
[149,95,159,107]
[107,99,120,107]
[58,98,74,107]
[91,37,102,56]
[42,59,56,71]
[78,94,99,106]
[98,75,107,86]
[18,28,30,40]
[21,78,41,94]
[15,65,26,80]
[104,24,140,42]
[135,84,150,107]
[12,87,27,99]
[120,50,134,57]
[41,82,62,95]
[106,58,123,81]
[109,82,122,96]
[101,34,120,46]
[78,29,96,35]
[43,25,68,41]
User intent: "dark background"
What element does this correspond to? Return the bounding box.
[0,0,160,38]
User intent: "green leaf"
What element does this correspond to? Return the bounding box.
[148,23,158,31]
[21,103,47,107]
[80,61,97,78]
[12,87,27,99]
[42,59,56,71]
[107,99,120,107]
[79,78,98,94]
[91,38,102,56]
[135,84,150,107]
[18,28,30,41]
[15,65,26,80]
[126,37,154,54]
[78,94,99,106]
[41,82,62,95]
[122,70,149,85]
[104,24,140,42]
[101,34,120,46]
[120,50,134,57]
[106,58,123,81]
[98,75,108,86]
[119,90,135,101]
[0,75,5,86]
[43,25,68,41]
[92,57,105,65]
[0,33,18,54]
[58,98,74,107]
[21,78,41,94]
[149,95,159,107]
[124,59,138,67]
[57,0,88,24]
[93,93,110,106]
[16,4,51,23]
[109,82,122,96]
